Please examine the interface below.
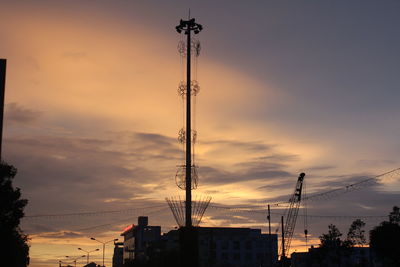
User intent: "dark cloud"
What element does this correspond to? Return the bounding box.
[203,139,274,153]
[257,179,296,191]
[259,154,299,163]
[4,133,173,216]
[201,162,293,185]
[5,103,41,124]
[4,129,398,252]
[306,165,336,171]
[197,139,298,185]
[37,231,84,239]
[23,223,57,234]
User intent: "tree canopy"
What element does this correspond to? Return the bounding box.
[319,224,344,248]
[370,206,400,266]
[347,219,366,247]
[0,161,30,267]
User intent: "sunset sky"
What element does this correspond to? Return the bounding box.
[1,1,400,266]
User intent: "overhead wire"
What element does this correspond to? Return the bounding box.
[23,204,166,220]
[22,167,399,226]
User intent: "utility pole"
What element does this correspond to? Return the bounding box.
[175,17,203,267]
[268,204,271,235]
[268,204,272,266]
[281,216,286,266]
[0,59,6,160]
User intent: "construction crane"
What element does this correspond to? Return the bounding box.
[280,172,306,260]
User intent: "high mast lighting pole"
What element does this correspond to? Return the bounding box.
[90,237,118,267]
[175,18,203,228]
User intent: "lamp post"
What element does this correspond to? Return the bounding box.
[65,255,85,267]
[78,247,99,264]
[90,237,118,267]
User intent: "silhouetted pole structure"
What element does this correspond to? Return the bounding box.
[78,247,99,264]
[268,204,272,266]
[268,204,271,235]
[176,18,202,228]
[90,237,118,267]
[281,216,285,264]
[185,20,192,228]
[175,17,203,267]
[0,59,6,160]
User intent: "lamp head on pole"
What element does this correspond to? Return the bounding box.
[175,18,203,35]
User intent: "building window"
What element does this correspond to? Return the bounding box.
[233,253,240,261]
[221,240,229,250]
[245,241,252,250]
[245,253,252,261]
[233,241,240,250]
[221,252,229,260]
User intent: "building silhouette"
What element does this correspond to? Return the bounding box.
[112,241,123,267]
[117,216,278,267]
[120,216,161,264]
[291,246,371,267]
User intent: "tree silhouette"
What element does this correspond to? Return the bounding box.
[317,224,353,266]
[319,224,344,248]
[388,206,400,224]
[0,161,30,267]
[347,219,366,247]
[370,206,400,266]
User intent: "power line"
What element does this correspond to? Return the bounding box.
[22,167,400,220]
[23,204,166,220]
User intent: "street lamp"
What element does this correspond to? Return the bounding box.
[78,247,99,264]
[90,237,119,267]
[65,255,85,267]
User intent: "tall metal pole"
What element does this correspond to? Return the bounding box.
[0,59,6,161]
[176,18,203,267]
[185,26,192,228]
[268,204,271,235]
[102,243,105,267]
[268,204,272,267]
[281,216,285,265]
[176,18,202,227]
[90,236,118,267]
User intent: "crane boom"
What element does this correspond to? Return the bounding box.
[281,172,305,258]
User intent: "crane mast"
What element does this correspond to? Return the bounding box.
[281,172,306,259]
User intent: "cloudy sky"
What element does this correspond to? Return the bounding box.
[1,1,400,266]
